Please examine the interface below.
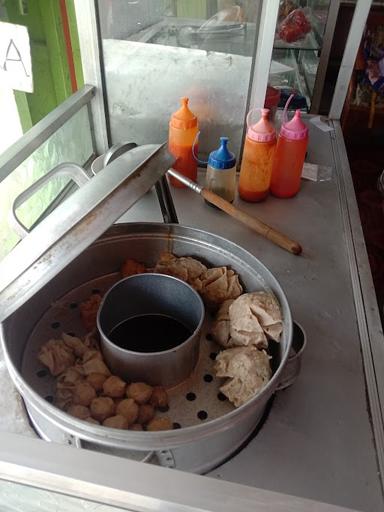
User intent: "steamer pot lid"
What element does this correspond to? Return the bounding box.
[0,144,175,323]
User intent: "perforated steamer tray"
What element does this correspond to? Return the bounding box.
[23,273,235,430]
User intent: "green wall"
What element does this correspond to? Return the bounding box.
[2,0,83,130]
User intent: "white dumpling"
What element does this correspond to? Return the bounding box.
[214,346,271,407]
[244,291,283,341]
[38,339,75,376]
[154,252,207,284]
[210,300,234,347]
[197,267,243,308]
[229,294,268,349]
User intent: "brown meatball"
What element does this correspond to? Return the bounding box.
[126,382,153,404]
[103,375,126,398]
[86,372,107,392]
[116,398,139,425]
[103,415,129,429]
[67,404,90,420]
[72,381,97,407]
[136,404,155,425]
[129,423,143,431]
[90,397,115,422]
[150,386,169,410]
[146,417,173,431]
[85,416,100,425]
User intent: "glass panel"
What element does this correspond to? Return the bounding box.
[0,479,130,512]
[0,106,93,260]
[98,0,261,158]
[269,0,332,112]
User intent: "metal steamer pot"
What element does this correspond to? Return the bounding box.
[1,223,292,473]
[0,145,292,473]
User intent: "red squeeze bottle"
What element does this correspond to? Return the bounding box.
[270,109,309,198]
[168,97,198,188]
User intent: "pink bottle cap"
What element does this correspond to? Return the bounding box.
[246,108,276,143]
[280,110,308,140]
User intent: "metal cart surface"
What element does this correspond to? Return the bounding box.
[0,1,382,511]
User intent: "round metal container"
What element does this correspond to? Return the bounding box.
[98,273,204,387]
[0,223,293,473]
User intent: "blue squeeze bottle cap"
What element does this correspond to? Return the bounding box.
[208,137,236,170]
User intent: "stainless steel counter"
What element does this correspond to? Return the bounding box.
[0,119,383,512]
[118,120,384,512]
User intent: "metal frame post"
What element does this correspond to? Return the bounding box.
[248,0,280,110]
[310,0,341,114]
[74,0,110,154]
[329,0,373,120]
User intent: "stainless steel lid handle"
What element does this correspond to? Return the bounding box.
[155,175,179,224]
[9,162,90,239]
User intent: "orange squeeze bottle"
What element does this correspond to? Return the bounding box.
[238,108,276,202]
[168,97,198,188]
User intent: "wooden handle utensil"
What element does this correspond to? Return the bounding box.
[167,169,302,256]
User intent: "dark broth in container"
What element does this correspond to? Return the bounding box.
[108,313,192,353]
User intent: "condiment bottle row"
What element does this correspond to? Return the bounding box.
[167,96,309,202]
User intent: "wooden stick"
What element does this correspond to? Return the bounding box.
[201,188,302,255]
[166,168,302,255]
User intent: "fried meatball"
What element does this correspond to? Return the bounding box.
[103,375,127,398]
[85,416,100,425]
[55,387,73,410]
[149,386,169,410]
[67,404,90,420]
[72,381,97,407]
[146,417,173,431]
[129,423,143,431]
[136,404,155,425]
[90,397,115,422]
[103,415,129,429]
[126,382,153,404]
[116,398,139,425]
[86,372,107,392]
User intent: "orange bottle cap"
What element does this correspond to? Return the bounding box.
[170,97,198,130]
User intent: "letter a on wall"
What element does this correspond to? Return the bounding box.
[0,21,33,92]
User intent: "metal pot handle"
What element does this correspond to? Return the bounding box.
[10,163,90,239]
[72,437,174,467]
[276,321,307,391]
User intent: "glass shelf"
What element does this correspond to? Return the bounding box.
[269,49,312,112]
[268,0,333,112]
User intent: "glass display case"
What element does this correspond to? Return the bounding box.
[270,0,334,112]
[96,0,338,161]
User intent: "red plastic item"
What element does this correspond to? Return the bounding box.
[168,97,198,188]
[278,9,311,43]
[264,86,281,121]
